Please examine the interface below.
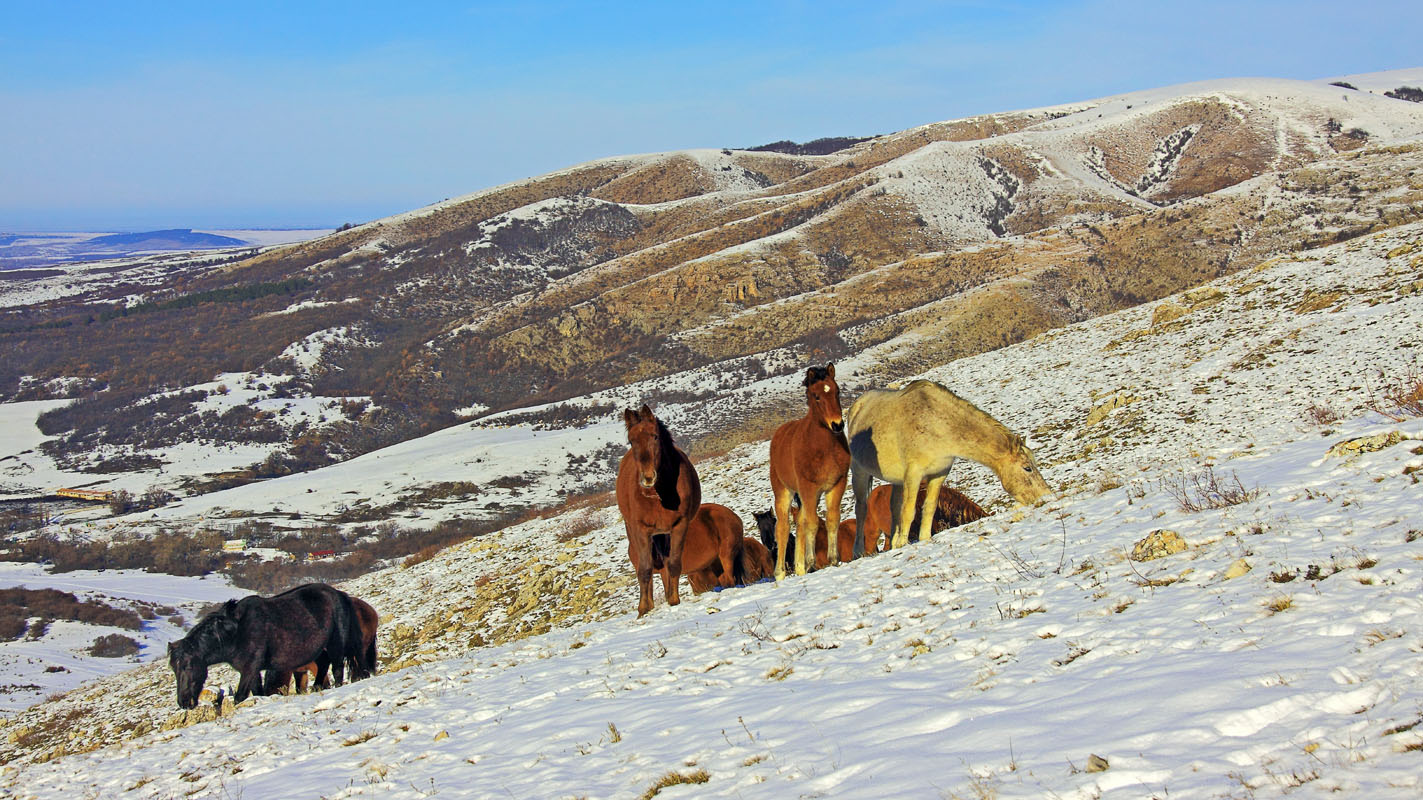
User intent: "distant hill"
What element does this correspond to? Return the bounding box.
[79,229,246,251]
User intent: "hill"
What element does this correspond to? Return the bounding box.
[2,71,1423,516]
[1,211,1420,797]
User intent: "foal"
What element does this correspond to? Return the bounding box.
[768,363,850,578]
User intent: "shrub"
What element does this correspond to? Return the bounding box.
[87,633,140,658]
[1160,466,1261,512]
[107,489,134,515]
[1365,366,1423,421]
[1385,86,1423,103]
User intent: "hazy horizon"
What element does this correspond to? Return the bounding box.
[5,1,1422,231]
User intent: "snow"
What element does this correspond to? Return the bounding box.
[4,212,1423,798]
[0,564,240,712]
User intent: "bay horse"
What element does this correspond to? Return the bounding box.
[676,503,745,594]
[167,583,360,709]
[848,379,1050,554]
[854,483,988,552]
[769,364,850,578]
[616,405,701,617]
[264,593,378,693]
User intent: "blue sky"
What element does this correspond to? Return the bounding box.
[3,1,1420,231]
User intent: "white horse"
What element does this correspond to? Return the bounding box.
[847,380,1050,554]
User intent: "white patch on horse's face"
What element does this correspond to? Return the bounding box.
[823,385,831,393]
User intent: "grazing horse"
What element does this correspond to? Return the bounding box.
[677,503,746,594]
[617,405,701,617]
[736,536,776,584]
[856,483,988,552]
[167,583,360,709]
[848,379,1050,554]
[769,364,850,578]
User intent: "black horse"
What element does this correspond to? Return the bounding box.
[167,583,362,709]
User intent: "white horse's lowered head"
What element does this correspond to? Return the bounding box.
[847,379,1050,552]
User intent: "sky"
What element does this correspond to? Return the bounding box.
[3,0,1421,231]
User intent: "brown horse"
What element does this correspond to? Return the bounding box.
[670,502,743,594]
[849,380,1050,553]
[617,405,701,616]
[855,483,988,552]
[769,364,850,578]
[266,661,318,695]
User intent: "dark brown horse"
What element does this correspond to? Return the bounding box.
[755,507,834,571]
[168,583,360,709]
[264,594,378,693]
[617,405,701,617]
[675,503,745,594]
[769,364,850,578]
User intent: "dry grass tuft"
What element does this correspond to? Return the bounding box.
[639,769,710,800]
[1263,595,1294,615]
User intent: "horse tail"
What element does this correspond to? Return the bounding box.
[336,590,367,680]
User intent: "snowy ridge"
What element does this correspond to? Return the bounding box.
[3,220,1422,797]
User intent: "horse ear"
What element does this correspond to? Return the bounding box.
[222,599,237,615]
[623,408,639,429]
[639,404,653,420]
[826,363,836,379]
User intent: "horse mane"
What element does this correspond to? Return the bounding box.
[803,365,833,387]
[179,605,239,659]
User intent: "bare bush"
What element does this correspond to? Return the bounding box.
[1160,465,1261,512]
[1365,366,1423,421]
[87,633,140,658]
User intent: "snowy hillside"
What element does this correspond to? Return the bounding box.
[2,218,1420,797]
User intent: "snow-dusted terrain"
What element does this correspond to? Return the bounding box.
[2,214,1420,797]
[0,564,238,713]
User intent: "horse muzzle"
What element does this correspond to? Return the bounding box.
[828,420,845,434]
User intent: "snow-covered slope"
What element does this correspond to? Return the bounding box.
[3,218,1421,798]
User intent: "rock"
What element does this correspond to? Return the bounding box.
[1182,286,1225,309]
[1224,559,1252,579]
[1086,392,1139,427]
[1327,431,1407,460]
[1131,530,1187,562]
[1150,301,1186,328]
[1086,754,1110,773]
[434,730,449,742]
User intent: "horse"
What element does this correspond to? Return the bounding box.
[264,593,378,693]
[616,405,701,617]
[167,583,360,709]
[856,483,989,552]
[265,661,318,695]
[848,379,1050,554]
[755,506,838,571]
[769,364,851,578]
[736,536,776,584]
[675,503,745,594]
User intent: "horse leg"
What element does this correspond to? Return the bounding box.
[716,524,738,588]
[771,484,794,581]
[893,471,924,550]
[662,521,686,607]
[794,492,819,576]
[851,467,872,558]
[234,663,261,704]
[918,474,947,543]
[629,533,655,617]
[823,475,847,566]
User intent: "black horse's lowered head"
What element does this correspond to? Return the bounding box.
[168,604,238,709]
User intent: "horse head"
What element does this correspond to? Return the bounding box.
[623,404,665,493]
[803,363,845,434]
[999,434,1051,505]
[168,604,238,709]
